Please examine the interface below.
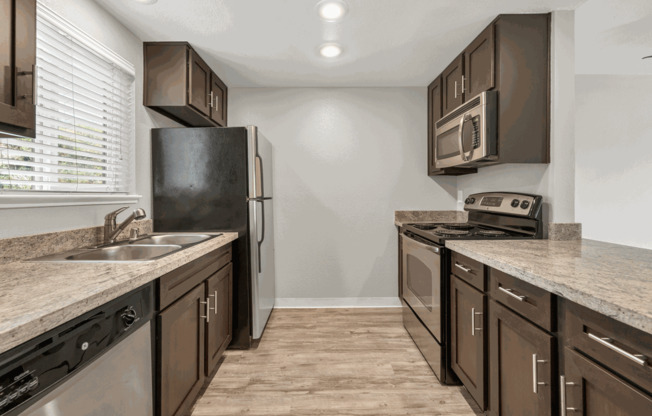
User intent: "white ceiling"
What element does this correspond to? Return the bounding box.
[576,0,652,75]
[95,0,586,87]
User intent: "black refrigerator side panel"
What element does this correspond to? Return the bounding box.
[151,127,248,232]
[151,127,253,349]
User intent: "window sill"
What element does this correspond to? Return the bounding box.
[0,194,142,209]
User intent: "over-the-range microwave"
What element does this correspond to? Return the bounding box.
[434,90,497,169]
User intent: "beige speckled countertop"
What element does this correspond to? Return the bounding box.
[0,232,238,355]
[446,239,652,334]
[394,210,468,227]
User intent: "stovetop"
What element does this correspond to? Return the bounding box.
[404,222,537,245]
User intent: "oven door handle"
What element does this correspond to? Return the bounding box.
[402,234,440,254]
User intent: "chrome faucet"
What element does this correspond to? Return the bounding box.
[104,207,147,244]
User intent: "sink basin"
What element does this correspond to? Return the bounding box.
[132,234,213,246]
[55,244,182,262]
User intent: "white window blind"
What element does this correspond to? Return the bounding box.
[0,3,135,193]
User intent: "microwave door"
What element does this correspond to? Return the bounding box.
[435,124,464,168]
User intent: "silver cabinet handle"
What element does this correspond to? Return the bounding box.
[210,290,218,315]
[560,375,579,415]
[587,332,647,366]
[461,75,466,93]
[454,81,458,99]
[209,91,214,108]
[498,286,526,302]
[214,94,219,112]
[200,297,211,322]
[532,354,547,393]
[455,263,472,273]
[471,307,482,336]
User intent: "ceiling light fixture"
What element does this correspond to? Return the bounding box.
[317,0,348,22]
[319,43,342,58]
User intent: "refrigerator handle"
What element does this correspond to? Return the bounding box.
[257,199,265,273]
[256,154,264,198]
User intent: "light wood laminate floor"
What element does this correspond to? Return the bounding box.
[191,308,481,416]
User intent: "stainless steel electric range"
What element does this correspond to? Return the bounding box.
[400,192,543,384]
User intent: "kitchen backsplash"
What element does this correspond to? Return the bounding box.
[0,219,153,264]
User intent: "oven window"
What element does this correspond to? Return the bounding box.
[406,254,433,311]
[436,127,461,159]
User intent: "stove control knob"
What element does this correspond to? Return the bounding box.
[469,197,476,204]
[511,199,520,208]
[520,200,530,209]
[121,306,139,329]
[464,198,471,204]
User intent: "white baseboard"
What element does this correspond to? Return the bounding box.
[274,297,402,309]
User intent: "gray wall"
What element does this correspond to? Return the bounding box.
[0,0,179,239]
[575,75,652,249]
[229,88,457,302]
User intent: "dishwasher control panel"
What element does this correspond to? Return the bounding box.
[0,283,153,415]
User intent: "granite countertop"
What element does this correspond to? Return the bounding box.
[394,210,468,227]
[446,239,652,334]
[0,232,238,355]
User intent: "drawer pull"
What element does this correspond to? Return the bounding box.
[587,332,647,366]
[560,376,580,416]
[498,286,526,302]
[532,354,547,393]
[210,290,218,315]
[455,262,472,273]
[200,297,212,322]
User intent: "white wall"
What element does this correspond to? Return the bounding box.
[575,75,652,249]
[0,0,179,239]
[456,11,576,228]
[229,88,457,301]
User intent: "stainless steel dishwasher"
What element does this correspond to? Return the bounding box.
[0,283,155,416]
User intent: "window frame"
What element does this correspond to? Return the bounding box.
[0,2,140,209]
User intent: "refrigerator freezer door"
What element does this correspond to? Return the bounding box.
[248,126,273,198]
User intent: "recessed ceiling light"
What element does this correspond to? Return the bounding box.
[317,0,348,22]
[133,0,158,4]
[319,43,342,58]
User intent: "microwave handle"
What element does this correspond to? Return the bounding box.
[458,113,473,162]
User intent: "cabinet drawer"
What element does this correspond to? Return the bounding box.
[451,251,485,291]
[159,244,232,310]
[489,268,553,331]
[561,299,652,394]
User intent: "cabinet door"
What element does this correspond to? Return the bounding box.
[464,24,495,99]
[562,348,652,416]
[0,0,36,132]
[441,54,464,116]
[209,72,227,126]
[159,284,206,416]
[488,300,554,416]
[451,275,486,409]
[188,50,211,117]
[205,263,233,376]
[427,76,442,175]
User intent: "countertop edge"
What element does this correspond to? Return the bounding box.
[445,240,651,334]
[0,232,238,356]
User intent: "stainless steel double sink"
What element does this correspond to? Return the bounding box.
[31,233,221,263]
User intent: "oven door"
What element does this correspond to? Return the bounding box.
[401,232,442,341]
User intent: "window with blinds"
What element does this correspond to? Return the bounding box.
[0,4,135,193]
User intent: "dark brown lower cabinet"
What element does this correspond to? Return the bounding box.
[158,284,206,416]
[451,275,486,409]
[489,300,554,416]
[205,263,233,375]
[562,348,652,415]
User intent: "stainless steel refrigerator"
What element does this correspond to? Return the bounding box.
[151,126,275,348]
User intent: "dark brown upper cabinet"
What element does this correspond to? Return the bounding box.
[464,25,495,99]
[441,54,464,117]
[427,14,550,176]
[0,0,36,137]
[144,42,228,127]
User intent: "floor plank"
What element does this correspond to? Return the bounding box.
[191,308,482,416]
